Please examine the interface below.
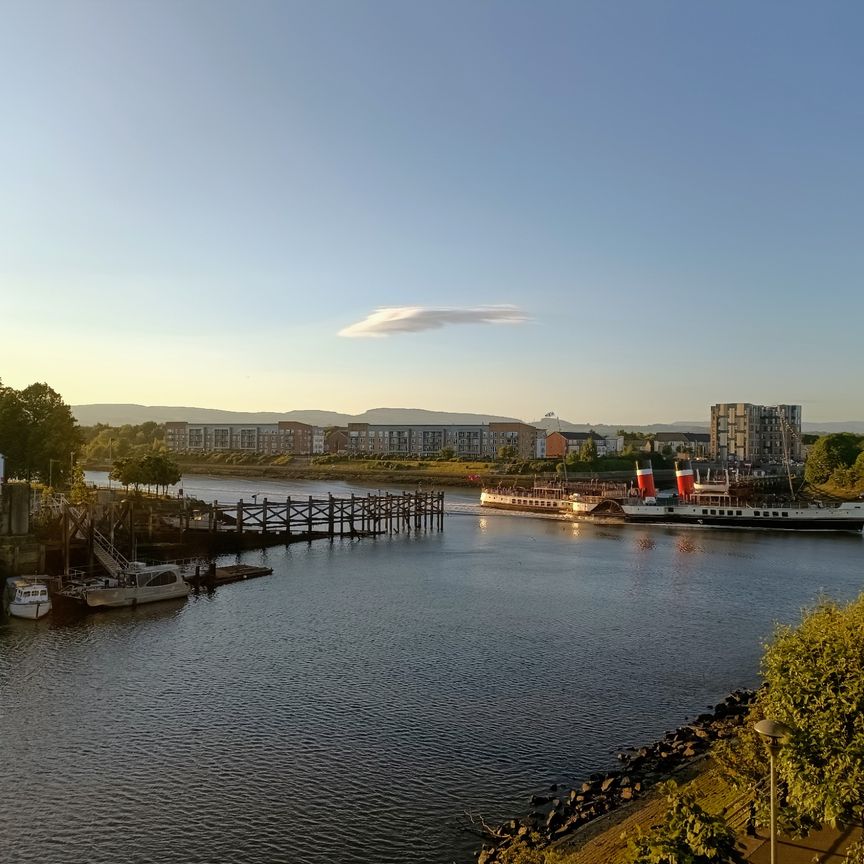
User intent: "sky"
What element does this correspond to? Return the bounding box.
[1,0,862,424]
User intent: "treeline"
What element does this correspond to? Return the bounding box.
[804,433,864,489]
[0,381,81,486]
[80,423,181,493]
[110,451,181,494]
[82,422,165,461]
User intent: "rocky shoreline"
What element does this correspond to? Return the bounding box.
[474,689,756,863]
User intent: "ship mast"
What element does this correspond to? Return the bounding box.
[776,406,795,499]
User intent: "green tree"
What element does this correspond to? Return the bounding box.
[438,447,456,461]
[140,451,181,494]
[0,380,81,484]
[757,595,864,827]
[579,438,598,462]
[68,461,95,505]
[804,433,864,484]
[498,445,518,460]
[111,455,145,490]
[625,782,741,864]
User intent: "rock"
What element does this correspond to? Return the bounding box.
[530,793,551,806]
[620,787,634,801]
[601,776,618,793]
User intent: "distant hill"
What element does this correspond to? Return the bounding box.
[71,404,864,435]
[71,404,522,427]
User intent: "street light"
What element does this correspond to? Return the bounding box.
[754,718,792,864]
[546,411,568,484]
[48,458,61,489]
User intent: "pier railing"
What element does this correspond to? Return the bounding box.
[174,491,445,537]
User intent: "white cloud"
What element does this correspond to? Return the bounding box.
[339,305,529,338]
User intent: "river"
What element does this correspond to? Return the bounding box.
[1,472,862,864]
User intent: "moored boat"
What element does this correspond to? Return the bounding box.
[4,577,52,620]
[60,562,190,609]
[574,461,864,533]
[479,483,573,514]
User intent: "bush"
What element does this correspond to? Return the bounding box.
[625,781,741,863]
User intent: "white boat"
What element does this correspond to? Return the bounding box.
[480,484,574,514]
[615,499,864,532]
[60,562,190,609]
[4,577,52,620]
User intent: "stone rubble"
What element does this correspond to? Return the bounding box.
[474,689,756,864]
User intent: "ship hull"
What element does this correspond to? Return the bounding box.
[619,501,864,532]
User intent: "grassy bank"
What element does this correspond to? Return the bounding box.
[85,455,671,490]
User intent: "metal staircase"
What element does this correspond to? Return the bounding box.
[48,494,130,578]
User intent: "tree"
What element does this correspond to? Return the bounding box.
[756,594,864,827]
[0,380,81,485]
[498,445,518,460]
[110,451,181,494]
[804,434,864,484]
[579,438,598,462]
[141,451,181,494]
[438,447,455,461]
[111,455,146,490]
[626,782,741,864]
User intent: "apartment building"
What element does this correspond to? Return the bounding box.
[345,421,543,459]
[164,421,325,455]
[709,403,802,464]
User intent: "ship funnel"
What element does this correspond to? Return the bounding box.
[675,460,695,499]
[635,460,656,499]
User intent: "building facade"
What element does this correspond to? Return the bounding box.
[545,431,624,459]
[344,421,542,459]
[164,421,325,455]
[709,403,802,464]
[652,432,711,458]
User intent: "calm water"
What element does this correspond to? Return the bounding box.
[1,474,862,864]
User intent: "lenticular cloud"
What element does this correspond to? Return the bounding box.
[338,305,528,338]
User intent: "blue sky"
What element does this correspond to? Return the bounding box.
[1,0,862,423]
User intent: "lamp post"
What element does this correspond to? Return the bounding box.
[547,411,568,484]
[754,718,792,864]
[108,438,114,491]
[48,458,61,489]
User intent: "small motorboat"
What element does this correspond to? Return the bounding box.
[4,577,52,620]
[59,562,190,609]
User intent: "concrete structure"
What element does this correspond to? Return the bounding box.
[709,404,802,465]
[0,483,44,576]
[164,421,325,455]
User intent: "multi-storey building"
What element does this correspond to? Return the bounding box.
[345,421,543,459]
[164,421,325,455]
[709,403,802,464]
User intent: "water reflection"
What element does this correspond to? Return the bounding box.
[1,474,860,864]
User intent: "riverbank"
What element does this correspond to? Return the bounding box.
[85,459,673,490]
[474,690,756,863]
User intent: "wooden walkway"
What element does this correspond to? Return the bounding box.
[175,491,445,538]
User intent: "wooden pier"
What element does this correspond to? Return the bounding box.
[175,491,446,539]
